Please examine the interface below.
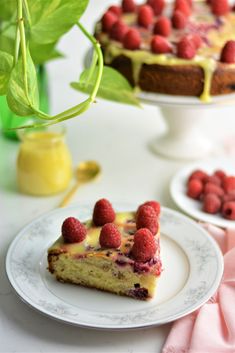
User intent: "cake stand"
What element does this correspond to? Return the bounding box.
[139,91,235,160]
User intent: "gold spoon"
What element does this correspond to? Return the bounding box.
[59,160,101,207]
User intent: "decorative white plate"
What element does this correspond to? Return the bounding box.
[170,157,235,229]
[6,203,223,330]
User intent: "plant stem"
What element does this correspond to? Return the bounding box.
[14,22,20,66]
[23,0,31,27]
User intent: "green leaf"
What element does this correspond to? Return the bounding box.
[71,66,140,107]
[0,50,13,95]
[0,0,17,21]
[7,49,39,116]
[0,34,15,55]
[27,0,89,44]
[30,40,63,65]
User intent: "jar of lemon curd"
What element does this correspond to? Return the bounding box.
[17,125,72,196]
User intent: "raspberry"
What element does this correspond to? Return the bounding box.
[211,0,230,16]
[138,200,161,217]
[62,217,87,243]
[136,205,159,235]
[222,191,235,203]
[223,176,235,193]
[177,36,196,59]
[189,34,203,50]
[204,182,224,197]
[220,41,235,64]
[101,11,118,33]
[204,175,221,186]
[138,5,154,28]
[123,28,141,50]
[147,0,165,16]
[122,0,136,13]
[153,17,172,37]
[172,10,187,30]
[108,5,122,17]
[110,20,128,42]
[213,169,227,181]
[92,198,115,226]
[151,35,172,54]
[99,223,121,248]
[188,169,208,183]
[222,201,235,220]
[203,194,221,214]
[187,179,203,199]
[131,228,157,262]
[174,0,191,17]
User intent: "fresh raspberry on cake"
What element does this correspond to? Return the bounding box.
[189,34,203,50]
[101,11,118,32]
[151,35,172,54]
[136,205,159,235]
[174,0,191,17]
[108,5,122,17]
[223,176,235,193]
[220,41,235,64]
[172,10,187,30]
[99,223,122,248]
[177,36,196,59]
[92,198,116,226]
[203,194,221,214]
[123,28,141,50]
[122,0,136,13]
[131,228,157,262]
[138,5,154,28]
[62,217,87,243]
[139,200,161,217]
[222,201,235,220]
[147,0,165,16]
[211,0,230,16]
[110,20,128,42]
[153,17,172,37]
[187,179,203,199]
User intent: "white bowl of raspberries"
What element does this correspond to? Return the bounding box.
[170,158,235,228]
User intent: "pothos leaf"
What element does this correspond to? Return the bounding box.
[27,0,89,44]
[0,50,13,95]
[71,66,140,107]
[7,48,39,116]
[0,0,16,21]
[29,40,63,65]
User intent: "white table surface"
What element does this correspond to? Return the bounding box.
[1,1,235,352]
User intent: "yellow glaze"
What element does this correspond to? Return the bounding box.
[17,129,72,196]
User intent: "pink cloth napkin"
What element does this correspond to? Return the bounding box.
[162,224,235,353]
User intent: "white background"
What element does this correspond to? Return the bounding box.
[1,1,235,352]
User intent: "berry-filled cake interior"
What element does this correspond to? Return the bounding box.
[48,199,162,300]
[95,0,235,102]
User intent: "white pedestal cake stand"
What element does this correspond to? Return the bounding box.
[139,91,235,160]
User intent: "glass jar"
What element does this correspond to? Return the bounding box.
[17,125,72,196]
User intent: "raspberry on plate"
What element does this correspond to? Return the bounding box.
[187,179,203,199]
[136,205,159,235]
[223,176,235,193]
[222,201,235,220]
[204,182,224,197]
[62,217,87,243]
[99,223,121,248]
[203,193,221,214]
[131,228,157,262]
[188,169,208,183]
[92,198,116,226]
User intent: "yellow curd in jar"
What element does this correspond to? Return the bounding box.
[17,127,72,196]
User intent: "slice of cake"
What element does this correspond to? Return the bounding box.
[95,0,235,102]
[48,199,162,300]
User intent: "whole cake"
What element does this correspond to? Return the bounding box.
[48,199,162,300]
[95,0,235,102]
